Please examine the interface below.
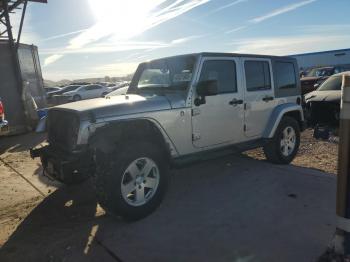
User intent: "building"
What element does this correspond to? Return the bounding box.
[291,48,350,70]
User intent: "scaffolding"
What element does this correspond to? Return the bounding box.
[0,0,46,92]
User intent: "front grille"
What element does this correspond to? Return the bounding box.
[47,109,80,151]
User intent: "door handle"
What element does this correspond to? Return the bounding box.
[229,98,243,106]
[262,96,274,102]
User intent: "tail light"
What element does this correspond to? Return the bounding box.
[0,101,4,118]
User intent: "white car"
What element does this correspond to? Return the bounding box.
[62,84,111,101]
[106,86,129,97]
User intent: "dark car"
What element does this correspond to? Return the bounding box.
[300,65,350,95]
[44,86,61,93]
[304,71,349,127]
[46,85,82,104]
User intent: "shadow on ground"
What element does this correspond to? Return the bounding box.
[0,132,47,155]
[0,154,337,262]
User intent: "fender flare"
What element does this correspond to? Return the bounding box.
[88,117,179,158]
[263,103,304,138]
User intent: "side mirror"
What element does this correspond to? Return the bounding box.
[197,80,218,97]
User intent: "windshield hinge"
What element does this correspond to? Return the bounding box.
[192,133,201,141]
[192,108,200,116]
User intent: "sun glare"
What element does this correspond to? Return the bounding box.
[88,0,164,40]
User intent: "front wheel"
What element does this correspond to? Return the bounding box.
[263,116,300,164]
[93,141,169,221]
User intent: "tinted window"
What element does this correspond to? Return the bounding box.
[245,61,271,91]
[86,85,102,90]
[199,60,237,93]
[318,76,342,91]
[275,62,296,89]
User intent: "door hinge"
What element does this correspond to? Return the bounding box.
[192,133,201,141]
[243,124,247,132]
[192,108,201,116]
[244,103,247,110]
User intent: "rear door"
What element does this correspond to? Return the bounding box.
[242,58,277,138]
[191,57,244,148]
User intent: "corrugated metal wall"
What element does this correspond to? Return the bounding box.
[0,41,27,134]
[0,41,46,134]
[291,49,350,69]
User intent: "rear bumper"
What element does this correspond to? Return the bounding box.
[30,145,92,181]
[0,120,9,136]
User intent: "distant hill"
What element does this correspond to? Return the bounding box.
[44,74,133,87]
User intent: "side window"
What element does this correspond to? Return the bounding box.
[244,61,271,91]
[199,60,237,93]
[86,85,101,90]
[275,62,297,89]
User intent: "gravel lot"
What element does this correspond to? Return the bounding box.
[246,129,338,175]
[0,129,339,261]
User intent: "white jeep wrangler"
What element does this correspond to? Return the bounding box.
[31,53,304,220]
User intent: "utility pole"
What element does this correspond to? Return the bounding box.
[335,74,350,254]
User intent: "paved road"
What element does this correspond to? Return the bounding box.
[0,148,336,262]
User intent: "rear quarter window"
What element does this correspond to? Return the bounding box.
[275,62,297,89]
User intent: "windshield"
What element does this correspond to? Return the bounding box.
[62,85,81,92]
[306,68,334,77]
[130,55,196,94]
[107,86,129,97]
[318,75,342,91]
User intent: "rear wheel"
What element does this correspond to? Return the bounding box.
[263,116,300,164]
[73,95,81,101]
[93,141,169,221]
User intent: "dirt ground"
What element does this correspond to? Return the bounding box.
[0,129,339,261]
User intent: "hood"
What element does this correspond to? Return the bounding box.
[301,76,320,82]
[52,93,186,120]
[305,90,341,103]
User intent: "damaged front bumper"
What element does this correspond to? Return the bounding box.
[30,145,93,183]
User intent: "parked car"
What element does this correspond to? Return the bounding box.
[0,98,9,136]
[106,86,129,96]
[31,52,304,221]
[301,65,350,94]
[304,71,349,128]
[46,85,82,102]
[58,84,111,102]
[44,86,61,93]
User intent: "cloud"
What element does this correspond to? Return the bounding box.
[40,38,196,56]
[224,0,318,35]
[44,0,210,65]
[230,35,350,55]
[250,0,317,24]
[94,62,139,76]
[225,26,247,34]
[44,54,63,67]
[202,0,248,17]
[41,29,88,42]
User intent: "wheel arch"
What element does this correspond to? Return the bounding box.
[263,103,304,138]
[89,118,178,159]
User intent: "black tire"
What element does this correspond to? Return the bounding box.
[73,95,81,101]
[93,141,170,221]
[263,116,300,164]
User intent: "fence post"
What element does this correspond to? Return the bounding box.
[335,74,350,254]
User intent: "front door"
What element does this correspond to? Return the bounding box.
[242,58,277,138]
[191,58,244,148]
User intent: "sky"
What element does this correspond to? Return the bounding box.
[12,0,350,81]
